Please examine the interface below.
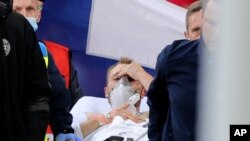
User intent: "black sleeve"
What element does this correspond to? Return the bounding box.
[23,18,51,141]
[69,62,84,109]
[47,52,74,136]
[147,46,170,141]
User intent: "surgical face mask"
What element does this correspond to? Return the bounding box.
[26,17,38,31]
[109,76,136,109]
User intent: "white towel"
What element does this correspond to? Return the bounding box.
[89,116,148,141]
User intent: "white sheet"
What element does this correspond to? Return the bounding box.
[86,116,148,141]
[70,96,149,139]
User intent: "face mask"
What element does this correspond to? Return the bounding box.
[26,17,38,31]
[109,76,135,109]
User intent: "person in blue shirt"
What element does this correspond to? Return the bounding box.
[184,0,202,40]
[147,0,219,140]
[148,39,201,141]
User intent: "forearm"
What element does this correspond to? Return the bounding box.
[80,120,99,137]
[24,111,49,141]
[138,71,153,91]
[49,108,74,136]
[25,91,50,140]
[148,108,166,140]
[80,113,111,137]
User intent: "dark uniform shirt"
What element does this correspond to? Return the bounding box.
[47,52,74,136]
[147,39,201,141]
[0,11,50,141]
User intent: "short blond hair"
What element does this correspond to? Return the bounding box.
[185,1,202,31]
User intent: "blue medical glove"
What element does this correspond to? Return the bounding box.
[55,133,81,141]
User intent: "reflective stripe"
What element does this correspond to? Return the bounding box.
[38,42,49,68]
[44,57,48,68]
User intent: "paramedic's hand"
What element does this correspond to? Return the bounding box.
[110,103,140,123]
[55,133,81,141]
[112,61,153,91]
[112,61,145,81]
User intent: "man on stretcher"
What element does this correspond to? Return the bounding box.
[71,57,149,140]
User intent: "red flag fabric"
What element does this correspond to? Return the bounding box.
[167,0,198,8]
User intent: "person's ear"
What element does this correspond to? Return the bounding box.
[201,10,205,30]
[104,87,108,98]
[37,10,41,22]
[184,31,189,39]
